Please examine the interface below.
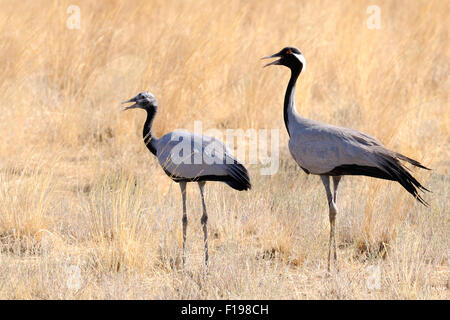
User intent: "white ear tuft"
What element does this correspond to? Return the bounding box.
[294,53,306,71]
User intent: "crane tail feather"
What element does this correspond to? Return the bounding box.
[395,152,431,170]
[225,162,251,191]
[161,162,251,191]
[379,157,430,206]
[326,154,430,206]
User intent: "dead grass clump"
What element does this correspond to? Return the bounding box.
[0,168,53,255]
[83,171,154,274]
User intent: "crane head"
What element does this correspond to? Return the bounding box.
[262,46,306,72]
[122,91,158,111]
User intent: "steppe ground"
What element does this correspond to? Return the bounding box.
[0,0,448,299]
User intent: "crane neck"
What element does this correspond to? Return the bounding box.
[143,108,158,156]
[284,67,301,137]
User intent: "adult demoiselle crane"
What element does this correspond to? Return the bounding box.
[122,91,251,266]
[262,47,430,271]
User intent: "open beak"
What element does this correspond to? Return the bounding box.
[261,52,282,67]
[121,96,139,111]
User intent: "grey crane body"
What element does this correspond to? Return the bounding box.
[123,92,251,266]
[154,130,250,190]
[288,117,425,177]
[263,46,430,271]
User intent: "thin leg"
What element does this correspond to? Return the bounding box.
[180,182,187,266]
[198,181,209,266]
[320,175,338,272]
[332,176,341,203]
[332,176,341,266]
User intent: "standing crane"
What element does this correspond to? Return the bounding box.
[123,91,251,266]
[262,47,430,272]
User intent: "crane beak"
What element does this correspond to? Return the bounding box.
[121,96,139,111]
[261,52,282,67]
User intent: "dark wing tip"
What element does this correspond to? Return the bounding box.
[396,153,431,170]
[225,161,251,191]
[416,194,430,207]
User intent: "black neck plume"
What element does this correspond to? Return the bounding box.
[143,108,158,156]
[284,66,301,137]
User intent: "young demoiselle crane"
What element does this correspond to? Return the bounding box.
[122,91,251,266]
[262,47,430,271]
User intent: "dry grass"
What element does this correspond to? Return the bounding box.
[0,0,448,299]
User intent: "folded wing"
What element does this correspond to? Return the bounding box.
[154,131,251,190]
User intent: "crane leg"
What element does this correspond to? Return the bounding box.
[320,175,339,272]
[332,176,341,268]
[180,182,188,266]
[198,181,209,266]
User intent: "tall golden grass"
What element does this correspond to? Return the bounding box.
[0,0,448,299]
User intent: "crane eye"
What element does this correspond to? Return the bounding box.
[286,49,292,55]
